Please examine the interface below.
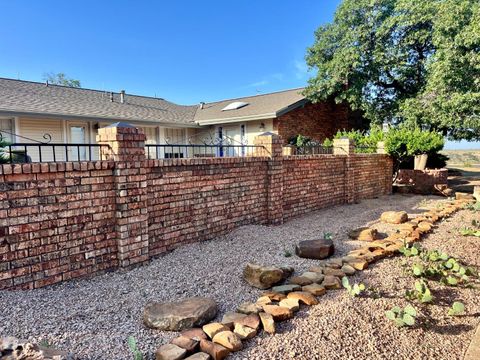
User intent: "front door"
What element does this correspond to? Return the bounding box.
[69,123,87,161]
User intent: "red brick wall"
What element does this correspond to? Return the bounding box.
[0,161,117,290]
[274,101,358,143]
[146,157,270,257]
[396,169,447,194]
[0,152,392,290]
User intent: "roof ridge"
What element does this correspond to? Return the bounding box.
[0,77,183,103]
[202,87,305,105]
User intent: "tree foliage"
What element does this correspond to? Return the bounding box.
[43,72,81,88]
[305,0,480,141]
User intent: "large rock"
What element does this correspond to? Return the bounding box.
[203,323,230,339]
[380,211,408,224]
[295,239,334,260]
[262,305,293,321]
[348,227,378,241]
[199,339,230,360]
[143,297,217,331]
[259,312,275,334]
[243,263,284,289]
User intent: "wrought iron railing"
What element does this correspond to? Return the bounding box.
[145,144,266,159]
[0,130,110,163]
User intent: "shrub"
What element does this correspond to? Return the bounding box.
[385,305,417,327]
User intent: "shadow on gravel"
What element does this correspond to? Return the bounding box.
[428,321,474,335]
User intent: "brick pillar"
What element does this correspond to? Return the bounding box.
[97,122,149,267]
[376,141,387,154]
[333,138,355,204]
[254,132,284,225]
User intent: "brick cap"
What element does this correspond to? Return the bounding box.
[258,132,278,137]
[105,122,137,129]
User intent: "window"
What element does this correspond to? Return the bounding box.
[0,118,14,142]
[222,101,249,111]
[164,128,186,144]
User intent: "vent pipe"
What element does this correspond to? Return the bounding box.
[120,90,126,104]
[110,92,114,102]
[199,102,205,109]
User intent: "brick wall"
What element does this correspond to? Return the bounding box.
[146,157,269,257]
[0,126,392,290]
[274,101,360,143]
[0,161,117,290]
[396,169,448,194]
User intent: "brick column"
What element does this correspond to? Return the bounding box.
[254,132,284,225]
[333,138,355,204]
[97,122,149,267]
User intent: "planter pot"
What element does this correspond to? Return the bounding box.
[414,154,428,170]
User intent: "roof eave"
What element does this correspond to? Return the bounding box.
[0,109,201,128]
[195,112,276,125]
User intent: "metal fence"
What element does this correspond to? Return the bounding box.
[145,144,265,159]
[0,130,110,163]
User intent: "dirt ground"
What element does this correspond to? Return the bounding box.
[1,194,479,360]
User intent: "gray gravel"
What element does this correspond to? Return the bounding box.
[1,194,478,360]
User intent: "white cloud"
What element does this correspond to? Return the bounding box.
[247,80,269,87]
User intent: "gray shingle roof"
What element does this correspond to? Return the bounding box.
[0,78,197,125]
[193,88,306,124]
[0,78,307,126]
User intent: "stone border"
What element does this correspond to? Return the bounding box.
[154,197,476,360]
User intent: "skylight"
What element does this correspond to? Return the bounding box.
[222,101,249,111]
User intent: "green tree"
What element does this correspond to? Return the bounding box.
[304,0,480,141]
[43,72,81,88]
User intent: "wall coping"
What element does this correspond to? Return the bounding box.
[0,161,115,175]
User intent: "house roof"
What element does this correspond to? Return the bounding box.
[0,78,197,126]
[193,88,306,125]
[0,77,307,126]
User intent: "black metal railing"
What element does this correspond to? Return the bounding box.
[0,130,110,163]
[145,144,265,159]
[1,143,111,163]
[285,145,334,155]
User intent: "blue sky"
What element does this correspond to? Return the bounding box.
[0,0,477,149]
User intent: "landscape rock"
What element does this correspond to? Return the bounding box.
[287,291,319,305]
[308,266,325,273]
[255,296,273,306]
[280,266,294,279]
[180,328,207,341]
[271,284,301,294]
[417,221,433,233]
[326,258,344,268]
[348,227,378,241]
[235,313,260,330]
[199,339,230,360]
[455,192,475,200]
[237,302,263,314]
[295,239,334,259]
[185,353,210,360]
[0,336,69,360]
[380,211,408,224]
[262,305,293,321]
[243,263,284,289]
[300,271,324,283]
[343,256,368,270]
[221,312,247,329]
[302,283,327,296]
[143,297,217,331]
[155,343,187,360]
[233,323,257,340]
[279,298,300,312]
[212,331,242,352]
[341,264,356,276]
[261,291,286,301]
[322,275,342,289]
[170,336,199,353]
[323,267,345,278]
[202,323,230,339]
[259,312,275,334]
[288,276,313,286]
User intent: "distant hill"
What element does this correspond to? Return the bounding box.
[442,150,480,167]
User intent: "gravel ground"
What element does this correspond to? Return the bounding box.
[1,194,479,360]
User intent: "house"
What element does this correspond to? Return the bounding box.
[0,77,363,161]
